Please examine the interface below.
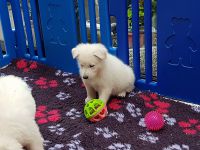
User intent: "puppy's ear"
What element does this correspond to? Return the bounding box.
[72,48,79,59]
[93,44,107,60]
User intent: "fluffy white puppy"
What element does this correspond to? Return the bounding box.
[0,75,44,150]
[72,43,135,104]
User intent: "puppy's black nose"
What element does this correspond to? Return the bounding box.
[83,76,88,79]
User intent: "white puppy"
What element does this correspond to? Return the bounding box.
[72,43,135,104]
[0,75,44,150]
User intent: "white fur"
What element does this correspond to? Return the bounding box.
[0,75,44,150]
[72,43,135,104]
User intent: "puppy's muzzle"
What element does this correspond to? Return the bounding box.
[83,75,88,79]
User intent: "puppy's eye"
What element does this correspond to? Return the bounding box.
[89,65,95,68]
[81,64,84,67]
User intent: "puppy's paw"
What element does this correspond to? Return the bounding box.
[85,97,92,103]
[117,91,126,97]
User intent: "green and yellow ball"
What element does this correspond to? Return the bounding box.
[84,99,107,122]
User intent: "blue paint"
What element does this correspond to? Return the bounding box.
[37,0,78,73]
[29,0,44,59]
[78,0,87,43]
[144,0,152,84]
[10,0,27,57]
[157,0,200,103]
[88,0,97,43]
[0,0,16,67]
[132,0,141,80]
[21,0,35,57]
[108,0,129,65]
[98,0,113,54]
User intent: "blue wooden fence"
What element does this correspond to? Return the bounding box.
[0,0,199,104]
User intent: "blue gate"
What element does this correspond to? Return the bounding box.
[0,0,199,104]
[0,0,16,67]
[157,0,200,103]
[37,0,78,72]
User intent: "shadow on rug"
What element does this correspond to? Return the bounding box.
[0,59,200,150]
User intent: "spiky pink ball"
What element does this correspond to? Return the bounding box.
[144,111,164,131]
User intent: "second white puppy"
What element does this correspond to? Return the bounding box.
[72,43,135,104]
[0,75,44,150]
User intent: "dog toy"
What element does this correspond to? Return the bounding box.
[84,99,107,122]
[144,111,164,131]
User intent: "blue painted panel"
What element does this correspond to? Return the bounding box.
[108,0,129,65]
[88,0,97,43]
[0,0,16,67]
[132,0,141,80]
[144,0,152,83]
[10,0,27,57]
[29,0,44,59]
[78,0,87,43]
[37,0,78,73]
[157,0,200,104]
[21,0,35,57]
[98,0,113,54]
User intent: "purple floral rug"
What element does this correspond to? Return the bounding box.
[0,59,200,150]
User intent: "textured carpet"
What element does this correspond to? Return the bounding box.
[0,59,200,150]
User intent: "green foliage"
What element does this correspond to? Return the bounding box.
[127,0,157,31]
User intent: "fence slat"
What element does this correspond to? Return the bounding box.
[132,0,140,80]
[0,0,15,58]
[88,0,97,43]
[98,0,112,49]
[78,0,87,43]
[29,0,44,59]
[10,0,27,56]
[108,0,129,64]
[144,0,152,83]
[21,0,35,57]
